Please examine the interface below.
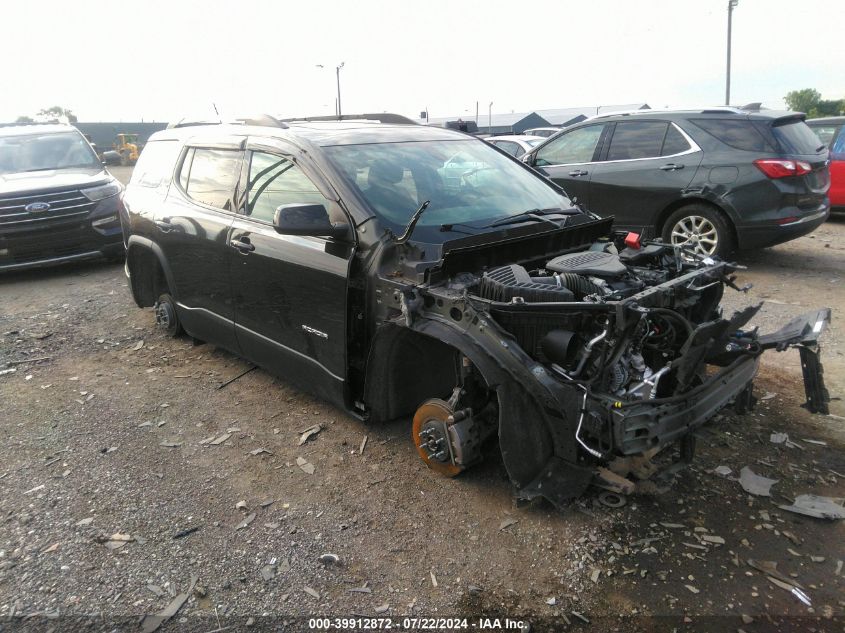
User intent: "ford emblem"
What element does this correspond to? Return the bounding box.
[25,201,52,214]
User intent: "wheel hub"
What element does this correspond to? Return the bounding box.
[670,215,718,256]
[155,302,174,329]
[412,399,464,478]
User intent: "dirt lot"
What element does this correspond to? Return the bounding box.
[1,181,844,631]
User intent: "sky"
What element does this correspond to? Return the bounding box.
[1,0,842,123]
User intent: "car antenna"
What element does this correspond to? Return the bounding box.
[391,200,431,244]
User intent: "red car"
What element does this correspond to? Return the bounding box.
[807,116,845,212]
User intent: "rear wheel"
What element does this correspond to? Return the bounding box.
[153,293,183,337]
[662,204,735,259]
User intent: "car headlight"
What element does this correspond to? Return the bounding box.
[81,181,122,201]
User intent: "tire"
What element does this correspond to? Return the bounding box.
[662,203,735,259]
[153,293,183,337]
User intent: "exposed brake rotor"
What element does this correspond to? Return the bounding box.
[412,398,464,478]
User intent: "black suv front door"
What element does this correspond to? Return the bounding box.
[228,141,354,406]
[588,120,702,235]
[530,123,608,208]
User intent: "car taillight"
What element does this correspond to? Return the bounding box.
[754,159,812,179]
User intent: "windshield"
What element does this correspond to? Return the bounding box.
[0,131,101,175]
[325,139,574,239]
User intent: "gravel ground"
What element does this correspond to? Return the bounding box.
[1,193,844,631]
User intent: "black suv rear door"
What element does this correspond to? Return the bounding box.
[228,139,354,407]
[587,120,702,235]
[159,140,244,350]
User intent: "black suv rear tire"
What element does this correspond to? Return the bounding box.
[154,293,183,337]
[662,204,735,259]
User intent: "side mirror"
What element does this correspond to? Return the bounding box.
[521,153,534,165]
[273,203,349,239]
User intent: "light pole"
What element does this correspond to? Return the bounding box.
[316,62,345,118]
[725,0,738,106]
[488,102,493,134]
[336,62,345,119]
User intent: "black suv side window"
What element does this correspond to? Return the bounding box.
[661,124,692,156]
[535,125,605,166]
[179,148,242,210]
[246,151,330,224]
[606,121,668,160]
[131,140,181,189]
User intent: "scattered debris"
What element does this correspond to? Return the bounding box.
[430,571,438,587]
[260,564,276,581]
[595,467,635,495]
[296,456,315,475]
[570,611,590,624]
[140,575,197,633]
[298,425,322,446]
[103,533,135,550]
[303,586,320,599]
[41,542,60,553]
[685,585,700,594]
[0,368,16,376]
[659,522,685,529]
[779,494,845,520]
[159,441,182,448]
[359,435,368,455]
[235,500,248,510]
[739,466,778,497]
[597,491,626,508]
[75,517,94,527]
[209,433,232,446]
[318,553,340,566]
[499,518,518,531]
[216,365,256,390]
[173,526,201,539]
[24,484,45,495]
[770,432,788,444]
[131,340,145,351]
[835,560,843,576]
[545,597,556,606]
[802,438,828,446]
[760,391,777,401]
[235,513,256,530]
[590,569,601,584]
[701,535,725,545]
[248,448,273,456]
[146,585,164,597]
[374,604,390,614]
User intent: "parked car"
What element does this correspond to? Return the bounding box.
[0,123,124,271]
[521,108,830,258]
[523,127,563,138]
[121,114,830,505]
[806,116,845,212]
[485,134,544,158]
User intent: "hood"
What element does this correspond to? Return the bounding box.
[0,167,112,196]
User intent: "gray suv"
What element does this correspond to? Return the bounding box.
[522,108,830,258]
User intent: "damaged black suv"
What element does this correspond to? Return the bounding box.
[121,114,830,505]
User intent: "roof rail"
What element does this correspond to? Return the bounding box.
[166,114,289,130]
[281,113,418,125]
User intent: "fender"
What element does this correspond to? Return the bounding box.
[125,235,179,306]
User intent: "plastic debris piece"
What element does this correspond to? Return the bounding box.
[303,586,320,599]
[140,575,197,633]
[770,432,788,444]
[778,494,845,520]
[499,518,518,531]
[685,585,700,594]
[235,513,256,530]
[714,465,732,477]
[739,467,777,497]
[296,456,315,475]
[298,425,321,446]
[209,433,231,446]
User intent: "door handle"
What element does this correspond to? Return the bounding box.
[230,237,255,253]
[568,169,589,177]
[660,163,684,171]
[154,218,174,232]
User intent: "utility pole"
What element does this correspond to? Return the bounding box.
[488,102,493,134]
[725,0,738,106]
[336,62,345,119]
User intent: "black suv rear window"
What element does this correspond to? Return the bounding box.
[772,120,826,155]
[690,119,774,152]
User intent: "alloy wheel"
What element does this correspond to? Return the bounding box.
[670,215,718,256]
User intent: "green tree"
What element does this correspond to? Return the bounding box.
[784,89,821,113]
[37,106,77,123]
[812,99,845,118]
[15,115,35,124]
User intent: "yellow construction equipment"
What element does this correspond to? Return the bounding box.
[113,133,141,166]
